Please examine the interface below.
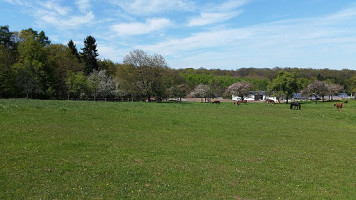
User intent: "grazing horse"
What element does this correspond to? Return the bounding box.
[211,100,220,104]
[290,102,301,110]
[234,100,240,106]
[334,103,343,112]
[242,100,248,104]
[344,100,348,104]
[265,99,275,105]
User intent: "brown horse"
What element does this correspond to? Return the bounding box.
[242,100,247,104]
[212,100,220,104]
[265,99,275,105]
[334,103,344,112]
[234,100,240,106]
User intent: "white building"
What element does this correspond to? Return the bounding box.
[232,91,277,101]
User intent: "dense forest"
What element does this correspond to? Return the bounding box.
[1,25,356,101]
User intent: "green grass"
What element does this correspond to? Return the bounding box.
[0,99,355,199]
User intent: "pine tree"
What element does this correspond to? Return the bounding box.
[81,36,98,75]
[67,40,80,62]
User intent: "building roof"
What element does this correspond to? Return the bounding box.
[249,91,266,95]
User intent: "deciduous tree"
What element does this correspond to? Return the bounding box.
[66,72,88,99]
[268,71,301,103]
[88,70,116,100]
[46,44,83,98]
[188,84,210,102]
[225,81,253,100]
[326,83,343,101]
[122,49,168,101]
[302,80,329,103]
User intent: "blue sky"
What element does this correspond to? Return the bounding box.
[1,0,356,70]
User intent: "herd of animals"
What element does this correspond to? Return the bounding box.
[209,99,349,112]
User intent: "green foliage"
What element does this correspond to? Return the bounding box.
[98,59,117,76]
[46,44,83,98]
[18,36,47,62]
[166,84,190,101]
[19,28,50,47]
[0,44,18,97]
[66,72,88,99]
[37,31,51,46]
[120,49,169,100]
[12,60,44,98]
[268,71,301,103]
[350,76,356,96]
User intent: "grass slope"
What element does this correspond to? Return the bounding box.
[0,99,355,199]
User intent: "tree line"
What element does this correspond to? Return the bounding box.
[1,25,356,102]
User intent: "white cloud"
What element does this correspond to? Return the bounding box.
[188,11,243,27]
[217,0,250,11]
[3,0,26,5]
[137,28,252,56]
[111,18,171,36]
[138,6,356,68]
[75,0,90,13]
[43,1,71,16]
[2,0,94,29]
[111,0,194,15]
[40,12,95,29]
[187,0,249,27]
[97,44,124,62]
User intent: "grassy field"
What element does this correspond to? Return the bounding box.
[0,99,355,199]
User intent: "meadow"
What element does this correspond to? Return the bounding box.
[0,99,355,199]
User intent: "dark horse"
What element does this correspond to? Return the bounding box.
[211,100,220,104]
[290,102,301,110]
